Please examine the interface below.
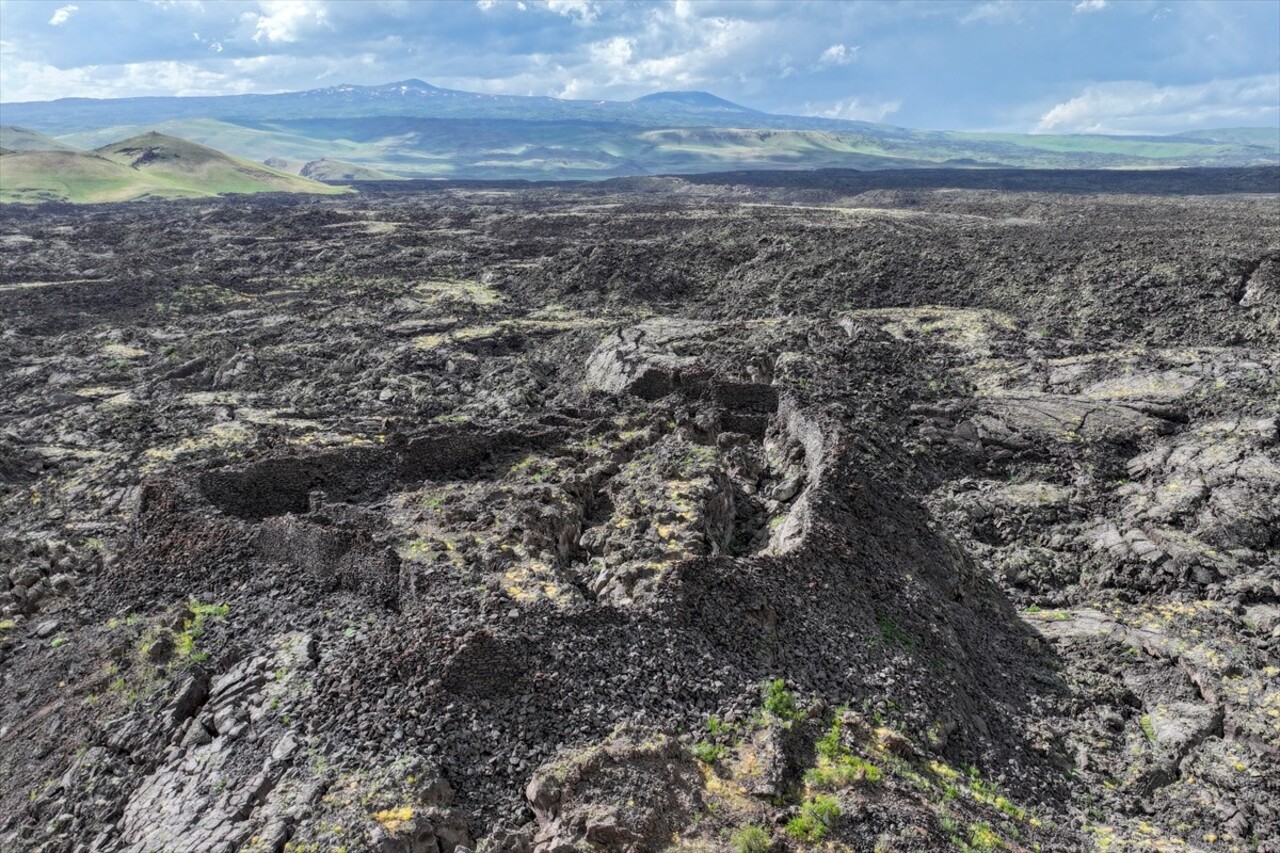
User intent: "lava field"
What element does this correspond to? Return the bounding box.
[0,168,1277,853]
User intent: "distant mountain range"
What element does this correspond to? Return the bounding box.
[2,79,1278,181]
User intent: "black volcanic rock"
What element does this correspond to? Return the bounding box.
[0,171,1276,852]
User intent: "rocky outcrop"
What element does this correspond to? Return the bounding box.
[525,732,702,853]
[114,633,320,852]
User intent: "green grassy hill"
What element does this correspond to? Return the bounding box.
[0,132,348,203]
[8,80,1278,180]
[93,132,348,196]
[1173,127,1280,147]
[54,115,1280,181]
[0,150,191,203]
[0,125,80,152]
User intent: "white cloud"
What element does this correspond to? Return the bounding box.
[590,37,633,67]
[556,10,765,99]
[1035,75,1280,134]
[961,1,1023,25]
[809,97,902,123]
[1073,0,1107,12]
[0,57,263,102]
[818,44,858,67]
[48,5,79,26]
[544,0,597,24]
[250,0,330,44]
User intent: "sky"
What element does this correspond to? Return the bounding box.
[0,0,1276,134]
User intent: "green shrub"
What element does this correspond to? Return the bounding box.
[968,822,1002,851]
[173,601,230,660]
[785,795,841,843]
[805,755,882,789]
[731,824,771,853]
[763,679,799,721]
[815,718,843,760]
[807,718,881,789]
[692,741,724,764]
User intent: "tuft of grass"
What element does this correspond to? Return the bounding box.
[807,719,882,790]
[1140,714,1157,743]
[876,616,915,649]
[816,718,844,760]
[805,755,882,789]
[965,772,1030,823]
[138,600,230,666]
[731,825,771,853]
[373,806,414,831]
[762,679,800,722]
[692,741,725,765]
[968,822,1002,851]
[175,601,230,659]
[990,793,1026,821]
[785,795,842,843]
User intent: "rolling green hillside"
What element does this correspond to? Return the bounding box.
[93,132,348,195]
[53,116,1280,181]
[1173,127,1280,146]
[11,81,1280,180]
[0,132,348,203]
[0,150,191,203]
[0,125,80,152]
[60,118,377,165]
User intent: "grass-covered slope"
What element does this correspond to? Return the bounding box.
[22,81,1280,179]
[0,150,191,203]
[63,119,930,179]
[1173,127,1280,146]
[0,131,347,203]
[92,132,347,196]
[56,117,1280,181]
[0,125,80,153]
